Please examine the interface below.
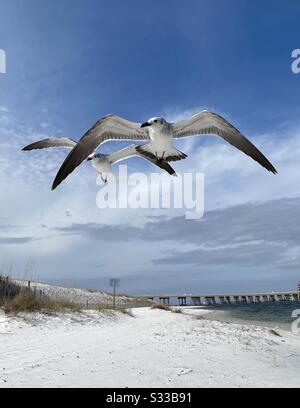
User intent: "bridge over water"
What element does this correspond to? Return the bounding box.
[141,290,300,306]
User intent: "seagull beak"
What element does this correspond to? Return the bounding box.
[141,122,151,128]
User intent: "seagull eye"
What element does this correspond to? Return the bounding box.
[154,120,157,123]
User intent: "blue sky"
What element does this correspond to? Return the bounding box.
[0,0,300,294]
[1,0,300,131]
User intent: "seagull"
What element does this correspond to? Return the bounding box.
[22,138,176,183]
[52,110,277,190]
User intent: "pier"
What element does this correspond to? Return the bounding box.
[142,289,300,306]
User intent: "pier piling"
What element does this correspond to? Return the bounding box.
[143,287,300,307]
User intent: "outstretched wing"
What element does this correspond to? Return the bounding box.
[172,110,277,174]
[22,137,77,151]
[108,145,176,176]
[52,114,150,190]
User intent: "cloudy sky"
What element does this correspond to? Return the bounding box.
[0,0,300,294]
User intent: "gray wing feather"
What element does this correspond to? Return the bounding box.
[172,110,277,174]
[22,137,77,151]
[52,115,150,189]
[108,145,140,164]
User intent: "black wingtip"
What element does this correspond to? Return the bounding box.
[268,164,278,175]
[51,176,60,190]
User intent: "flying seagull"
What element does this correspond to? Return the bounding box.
[22,138,176,183]
[52,110,277,190]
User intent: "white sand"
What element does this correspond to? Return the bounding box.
[0,307,300,388]
[13,279,143,306]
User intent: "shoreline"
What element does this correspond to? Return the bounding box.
[180,304,297,334]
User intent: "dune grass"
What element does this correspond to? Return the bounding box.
[151,303,171,311]
[95,303,133,316]
[3,291,81,314]
[0,274,22,303]
[151,303,184,313]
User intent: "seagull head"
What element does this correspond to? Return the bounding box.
[87,153,95,161]
[141,117,167,129]
[87,153,108,162]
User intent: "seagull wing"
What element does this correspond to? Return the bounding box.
[22,137,77,151]
[52,114,150,189]
[108,145,176,176]
[172,110,277,174]
[107,145,139,164]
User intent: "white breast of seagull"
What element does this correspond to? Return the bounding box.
[148,126,172,157]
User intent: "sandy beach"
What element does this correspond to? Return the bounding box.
[1,306,300,388]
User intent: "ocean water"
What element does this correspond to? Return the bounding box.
[200,301,300,332]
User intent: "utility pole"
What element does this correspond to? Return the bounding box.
[110,279,120,309]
